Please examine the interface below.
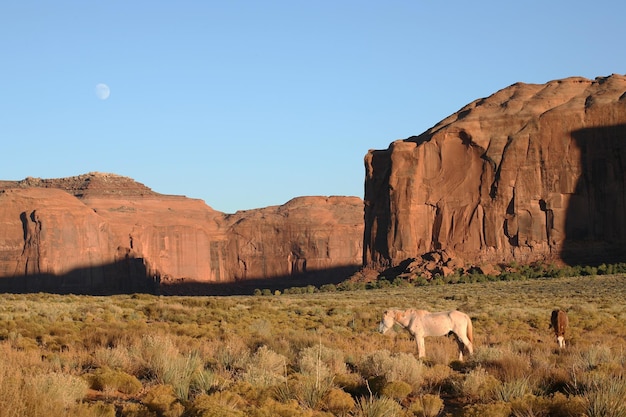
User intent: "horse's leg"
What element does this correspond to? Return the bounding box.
[415,335,426,358]
[454,332,473,360]
[454,336,465,361]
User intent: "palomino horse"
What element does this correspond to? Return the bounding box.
[379,309,474,360]
[550,309,568,348]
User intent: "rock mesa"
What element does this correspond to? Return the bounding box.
[364,74,626,269]
[0,174,363,293]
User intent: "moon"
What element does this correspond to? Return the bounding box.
[95,83,110,100]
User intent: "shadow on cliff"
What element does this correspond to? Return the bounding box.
[0,257,159,295]
[561,123,626,265]
[159,265,361,296]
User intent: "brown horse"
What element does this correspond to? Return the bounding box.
[550,309,568,348]
[378,308,474,360]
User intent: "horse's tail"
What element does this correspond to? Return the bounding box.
[466,314,474,344]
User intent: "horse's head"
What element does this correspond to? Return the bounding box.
[378,309,396,334]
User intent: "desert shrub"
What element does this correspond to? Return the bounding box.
[491,376,534,402]
[408,394,444,417]
[294,373,335,410]
[547,392,586,417]
[323,387,355,416]
[190,367,218,396]
[69,401,117,417]
[575,345,613,371]
[242,345,287,388]
[452,366,500,401]
[136,333,179,378]
[333,372,365,396]
[93,345,136,373]
[141,384,185,417]
[120,402,157,417]
[509,394,552,417]
[298,344,347,378]
[186,391,246,417]
[164,351,204,401]
[6,371,90,417]
[582,373,626,417]
[214,337,251,373]
[462,401,511,417]
[359,350,425,391]
[353,395,403,417]
[86,366,143,395]
[136,334,205,400]
[380,380,412,401]
[421,363,454,392]
[485,352,531,382]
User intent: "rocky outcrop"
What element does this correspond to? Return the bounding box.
[364,74,626,269]
[0,173,363,293]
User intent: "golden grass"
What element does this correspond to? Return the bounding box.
[0,274,624,416]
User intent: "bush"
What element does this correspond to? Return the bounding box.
[359,350,425,391]
[324,387,355,416]
[453,366,499,401]
[242,345,287,388]
[583,374,626,417]
[353,395,403,417]
[141,384,185,417]
[380,380,412,401]
[186,392,245,417]
[409,394,444,417]
[86,366,142,395]
[462,401,511,417]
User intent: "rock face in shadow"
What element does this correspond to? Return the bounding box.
[364,74,626,269]
[0,173,363,293]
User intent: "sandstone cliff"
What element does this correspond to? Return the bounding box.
[0,173,363,293]
[364,74,626,269]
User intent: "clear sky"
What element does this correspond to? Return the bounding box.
[1,1,624,213]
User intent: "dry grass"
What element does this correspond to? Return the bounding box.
[0,274,624,416]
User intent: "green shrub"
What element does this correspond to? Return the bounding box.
[359,350,425,391]
[26,372,89,414]
[323,387,355,416]
[409,394,444,417]
[242,345,287,388]
[491,377,533,402]
[380,380,412,401]
[141,384,185,417]
[70,401,117,417]
[453,366,500,401]
[353,395,403,417]
[583,374,626,417]
[120,402,157,417]
[87,366,142,395]
[186,392,246,417]
[462,401,511,417]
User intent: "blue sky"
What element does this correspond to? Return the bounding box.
[1,1,624,213]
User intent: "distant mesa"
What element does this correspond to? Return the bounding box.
[0,172,364,294]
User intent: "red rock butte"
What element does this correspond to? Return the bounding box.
[364,74,626,270]
[0,173,364,294]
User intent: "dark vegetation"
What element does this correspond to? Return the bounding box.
[0,263,625,416]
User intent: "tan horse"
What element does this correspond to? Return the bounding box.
[550,309,568,348]
[379,308,474,360]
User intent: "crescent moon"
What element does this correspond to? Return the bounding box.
[95,83,110,100]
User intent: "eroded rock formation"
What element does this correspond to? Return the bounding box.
[364,74,626,269]
[0,173,363,293]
